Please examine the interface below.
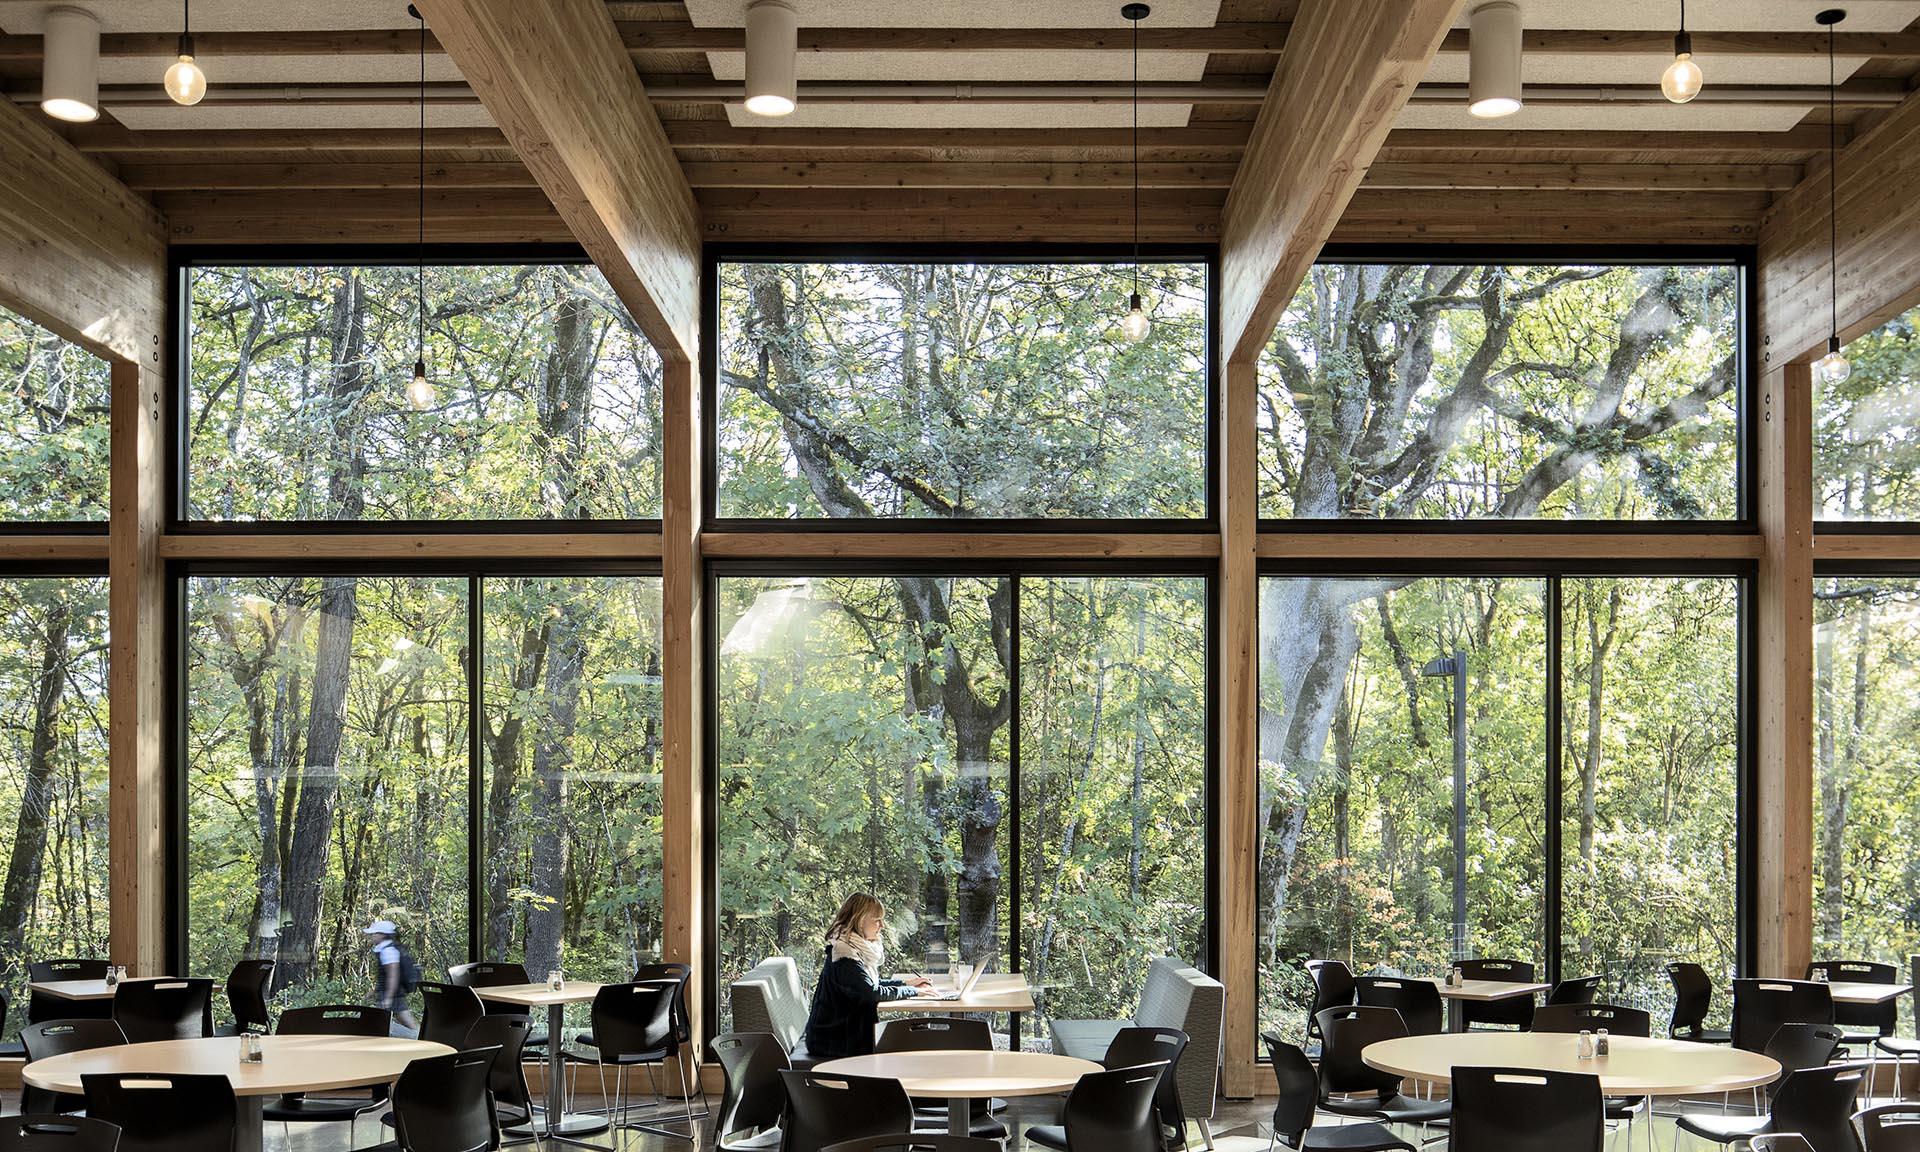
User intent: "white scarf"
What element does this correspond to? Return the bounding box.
[830,929,885,981]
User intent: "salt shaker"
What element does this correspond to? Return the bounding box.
[240,1032,264,1063]
[1577,1029,1595,1059]
[1595,1028,1610,1057]
[104,965,121,988]
[548,968,564,992]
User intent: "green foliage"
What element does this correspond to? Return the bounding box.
[0,308,111,521]
[1815,306,1920,519]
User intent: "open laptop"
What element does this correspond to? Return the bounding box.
[930,960,988,1001]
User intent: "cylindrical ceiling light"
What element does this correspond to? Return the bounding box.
[744,0,798,117]
[1660,0,1702,103]
[1467,1,1523,119]
[164,0,207,106]
[41,6,101,124]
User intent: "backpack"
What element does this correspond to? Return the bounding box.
[396,946,422,994]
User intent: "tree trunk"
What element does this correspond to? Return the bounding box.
[1816,581,1842,943]
[0,595,71,957]
[524,603,584,976]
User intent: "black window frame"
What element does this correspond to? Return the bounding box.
[701,556,1219,1049]
[167,557,667,980]
[703,242,1221,533]
[1249,555,1756,1053]
[168,243,665,535]
[1256,244,1759,534]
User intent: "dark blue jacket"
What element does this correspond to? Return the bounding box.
[803,945,919,1058]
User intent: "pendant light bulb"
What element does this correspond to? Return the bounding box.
[407,359,435,411]
[1816,9,1849,390]
[1817,338,1852,386]
[1122,293,1151,343]
[1467,1,1523,119]
[744,0,798,117]
[165,50,207,105]
[1661,40,1702,103]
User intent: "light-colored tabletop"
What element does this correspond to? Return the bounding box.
[1829,981,1912,1005]
[813,1050,1101,1099]
[470,980,603,1008]
[1420,977,1553,1002]
[27,977,175,1002]
[1363,1033,1782,1097]
[23,1034,453,1097]
[878,973,1036,1014]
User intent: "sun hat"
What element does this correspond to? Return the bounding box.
[363,918,398,935]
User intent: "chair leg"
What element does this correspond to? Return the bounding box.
[1198,1118,1214,1151]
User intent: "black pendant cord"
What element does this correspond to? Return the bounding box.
[417,7,427,367]
[180,0,192,56]
[1828,16,1839,345]
[1131,8,1140,298]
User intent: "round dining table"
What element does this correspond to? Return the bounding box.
[813,1050,1102,1138]
[1362,1032,1782,1097]
[23,1034,453,1152]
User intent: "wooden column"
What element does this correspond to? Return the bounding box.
[1754,362,1814,978]
[660,357,705,1054]
[1219,360,1261,1098]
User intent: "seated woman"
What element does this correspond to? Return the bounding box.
[804,892,938,1059]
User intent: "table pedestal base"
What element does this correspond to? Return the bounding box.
[236,1095,264,1152]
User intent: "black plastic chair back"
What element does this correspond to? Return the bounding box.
[0,1115,121,1152]
[447,962,532,1019]
[1667,962,1718,1039]
[712,1032,790,1148]
[1531,1003,1651,1038]
[389,1046,502,1152]
[20,1021,127,1115]
[110,980,213,1044]
[876,1017,992,1053]
[1264,1035,1323,1145]
[589,980,679,1061]
[223,961,274,1035]
[462,1015,534,1126]
[636,962,694,1043]
[1764,1022,1847,1089]
[1810,960,1900,1037]
[821,1137,1001,1152]
[276,1004,391,1037]
[418,982,486,1050]
[779,1069,915,1152]
[1306,960,1356,1039]
[25,961,110,1024]
[1769,1064,1869,1152]
[1315,1005,1406,1100]
[1856,1102,1920,1151]
[1458,959,1537,1029]
[81,1072,237,1152]
[1059,1062,1167,1152]
[1355,976,1444,1037]
[1547,976,1602,1006]
[1734,979,1836,1052]
[1106,1026,1189,1144]
[1449,1066,1603,1152]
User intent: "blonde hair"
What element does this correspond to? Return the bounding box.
[826,893,884,942]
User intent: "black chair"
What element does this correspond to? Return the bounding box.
[711,1032,789,1152]
[1678,1063,1869,1152]
[1668,962,1733,1043]
[419,982,487,1049]
[873,1018,1005,1140]
[1313,1006,1450,1133]
[109,979,213,1044]
[1734,979,1837,1053]
[1028,1027,1190,1152]
[1263,1035,1412,1152]
[780,1069,915,1152]
[20,1021,127,1115]
[1448,1066,1603,1152]
[1024,1063,1168,1152]
[1810,961,1901,1047]
[568,980,696,1141]
[1545,976,1602,1007]
[1305,961,1356,1054]
[81,1072,237,1152]
[1767,1023,1848,1090]
[218,961,274,1036]
[464,1015,536,1143]
[1355,977,1444,1037]
[1456,959,1537,1030]
[447,962,546,1048]
[822,1139,1000,1152]
[25,962,110,1024]
[0,1116,122,1152]
[263,1005,394,1142]
[387,1046,503,1152]
[0,989,20,1057]
[1529,1003,1654,1140]
[1855,1102,1920,1151]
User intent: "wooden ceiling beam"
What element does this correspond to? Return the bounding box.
[121,162,539,191]
[1220,0,1464,364]
[678,160,1239,188]
[1435,29,1920,57]
[1362,161,1802,191]
[1382,126,1846,154]
[412,0,700,363]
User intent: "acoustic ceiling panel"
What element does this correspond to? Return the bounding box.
[1393,102,1818,132]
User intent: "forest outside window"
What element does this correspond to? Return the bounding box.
[1815,305,1920,522]
[714,571,1209,1044]
[1258,259,1743,522]
[0,575,110,1038]
[184,572,662,1014]
[1255,572,1741,1048]
[182,260,663,524]
[713,258,1210,522]
[0,305,111,523]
